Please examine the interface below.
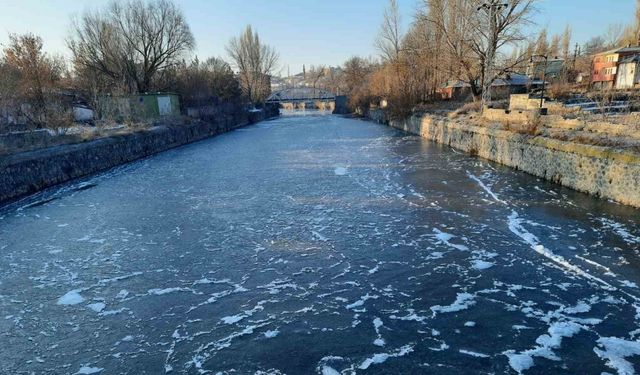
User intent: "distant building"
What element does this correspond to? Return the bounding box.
[591,46,640,90]
[526,58,566,83]
[99,93,180,120]
[615,55,640,89]
[438,73,530,101]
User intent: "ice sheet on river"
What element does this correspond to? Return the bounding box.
[1,112,640,374]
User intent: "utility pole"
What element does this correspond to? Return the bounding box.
[478,1,508,111]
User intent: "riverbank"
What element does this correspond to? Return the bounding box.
[367,109,640,208]
[0,107,278,206]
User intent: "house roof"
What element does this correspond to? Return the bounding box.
[493,73,531,86]
[442,73,531,88]
[617,46,640,54]
[620,55,640,64]
[595,46,640,56]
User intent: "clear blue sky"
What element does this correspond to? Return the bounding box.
[0,0,636,75]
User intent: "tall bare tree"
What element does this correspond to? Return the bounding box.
[376,0,403,63]
[3,33,69,128]
[561,25,572,60]
[308,65,326,94]
[226,25,279,105]
[549,34,561,57]
[534,28,549,56]
[68,0,195,93]
[422,0,536,104]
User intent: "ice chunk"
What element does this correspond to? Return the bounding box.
[87,302,106,313]
[472,260,494,270]
[505,353,534,374]
[57,290,85,306]
[75,366,103,374]
[334,167,347,175]
[322,366,341,375]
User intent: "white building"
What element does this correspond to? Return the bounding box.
[615,55,640,90]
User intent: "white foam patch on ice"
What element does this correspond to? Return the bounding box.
[147,287,194,295]
[599,218,640,245]
[75,366,103,374]
[467,172,507,204]
[459,349,490,358]
[116,289,129,299]
[264,330,279,338]
[433,228,469,251]
[322,366,341,375]
[507,211,618,292]
[505,353,534,374]
[472,260,494,270]
[504,321,586,373]
[334,167,348,176]
[431,293,476,315]
[358,345,414,370]
[57,290,85,305]
[345,294,378,310]
[312,231,329,242]
[221,315,244,324]
[87,302,106,313]
[594,337,640,375]
[373,317,385,347]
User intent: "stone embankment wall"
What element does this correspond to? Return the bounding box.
[0,107,278,206]
[368,109,640,208]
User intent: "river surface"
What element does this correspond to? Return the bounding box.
[2,112,640,375]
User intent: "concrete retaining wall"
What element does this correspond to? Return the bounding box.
[368,109,640,208]
[0,108,278,206]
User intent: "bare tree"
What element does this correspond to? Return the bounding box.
[376,0,403,63]
[308,65,326,95]
[68,0,195,93]
[2,33,70,129]
[549,34,561,57]
[534,28,548,56]
[603,24,624,48]
[561,25,572,60]
[226,25,279,105]
[168,57,241,107]
[422,0,536,104]
[636,0,640,44]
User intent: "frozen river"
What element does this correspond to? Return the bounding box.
[2,112,640,374]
